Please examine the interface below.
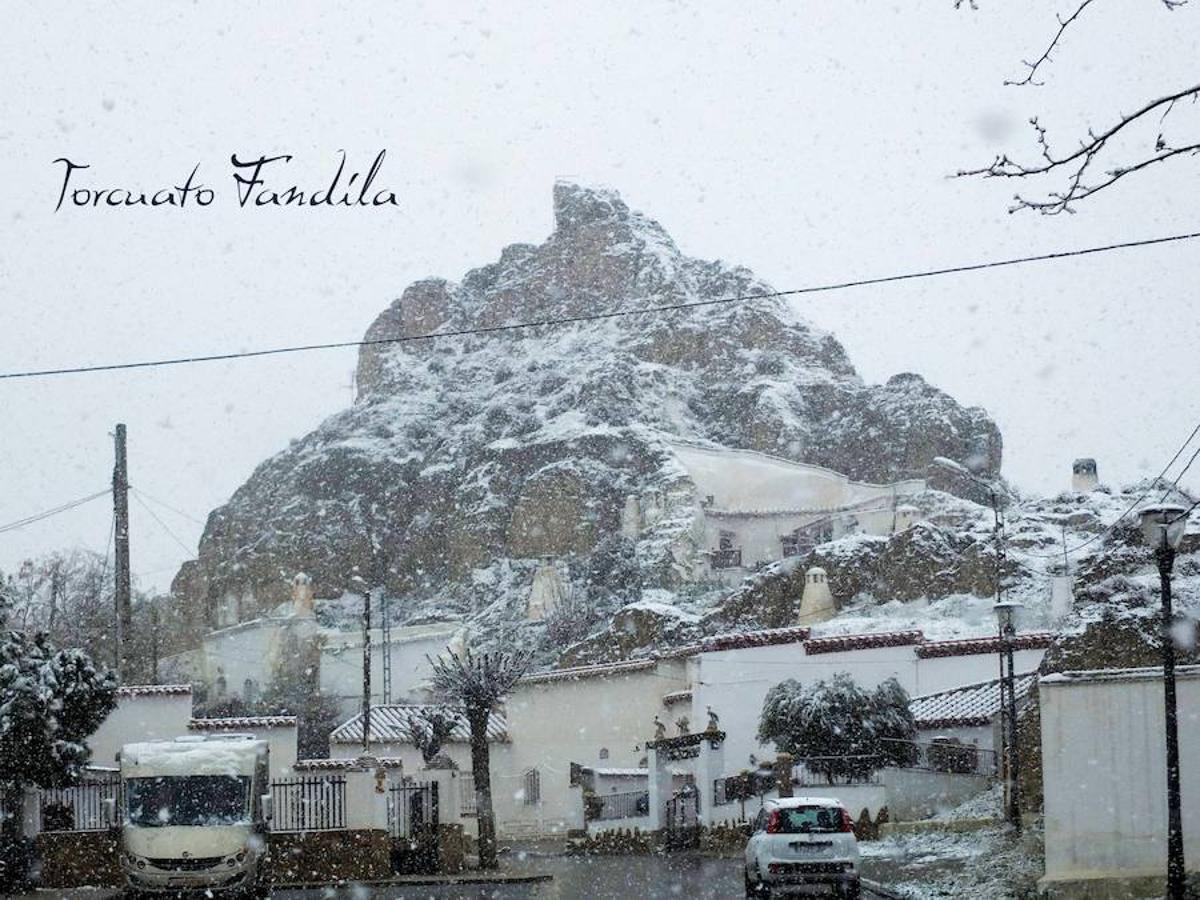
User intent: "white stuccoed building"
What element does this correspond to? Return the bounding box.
[623,440,926,583]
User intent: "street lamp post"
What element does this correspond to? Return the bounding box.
[1138,503,1191,900]
[995,599,1023,832]
[932,458,1023,828]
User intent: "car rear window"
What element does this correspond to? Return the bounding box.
[773,806,844,834]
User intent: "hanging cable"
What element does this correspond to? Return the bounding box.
[130,487,207,527]
[0,488,111,534]
[131,491,195,557]
[2,228,1200,381]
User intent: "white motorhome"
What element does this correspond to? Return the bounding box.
[112,735,272,896]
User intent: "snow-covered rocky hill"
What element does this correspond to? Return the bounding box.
[171,183,1006,653]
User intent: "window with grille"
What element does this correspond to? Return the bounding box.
[523,768,541,806]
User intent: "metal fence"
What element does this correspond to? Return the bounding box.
[270,776,346,833]
[590,790,650,822]
[791,755,883,787]
[459,773,476,817]
[881,738,997,776]
[38,775,122,832]
[389,781,439,839]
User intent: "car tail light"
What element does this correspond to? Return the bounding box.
[765,810,782,834]
[840,808,855,833]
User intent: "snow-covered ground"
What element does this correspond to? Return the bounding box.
[861,786,1043,899]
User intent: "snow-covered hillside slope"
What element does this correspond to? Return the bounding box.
[172,183,1002,647]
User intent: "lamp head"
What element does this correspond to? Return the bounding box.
[1137,504,1189,551]
[993,600,1023,631]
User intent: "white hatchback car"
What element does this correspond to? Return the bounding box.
[744,796,861,898]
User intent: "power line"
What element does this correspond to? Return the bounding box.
[0,488,111,535]
[2,228,1200,382]
[131,491,194,557]
[1159,441,1200,504]
[131,487,207,527]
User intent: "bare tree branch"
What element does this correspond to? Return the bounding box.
[1005,0,1096,87]
[955,0,1196,212]
[956,83,1200,213]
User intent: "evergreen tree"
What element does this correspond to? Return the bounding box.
[0,595,118,844]
[757,673,916,783]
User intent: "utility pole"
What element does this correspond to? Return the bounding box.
[381,589,393,704]
[112,424,132,681]
[361,582,372,755]
[150,600,160,684]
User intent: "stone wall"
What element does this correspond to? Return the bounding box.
[36,831,120,889]
[267,829,391,883]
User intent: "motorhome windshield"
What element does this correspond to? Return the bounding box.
[126,775,251,827]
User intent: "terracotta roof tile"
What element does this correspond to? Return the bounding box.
[189,716,297,730]
[116,684,192,697]
[915,633,1053,659]
[802,630,924,655]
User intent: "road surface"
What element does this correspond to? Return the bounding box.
[22,855,896,898]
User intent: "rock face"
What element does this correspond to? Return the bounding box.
[175,183,1001,628]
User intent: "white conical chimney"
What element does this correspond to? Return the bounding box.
[620,495,642,540]
[797,567,835,625]
[291,572,315,617]
[527,560,570,621]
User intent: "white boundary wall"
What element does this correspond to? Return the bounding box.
[1040,666,1200,887]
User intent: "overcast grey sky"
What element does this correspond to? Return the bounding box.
[1,1,1197,592]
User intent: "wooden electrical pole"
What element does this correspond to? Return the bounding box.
[361,583,372,755]
[113,424,132,681]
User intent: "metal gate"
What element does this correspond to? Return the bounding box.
[388,781,439,839]
[663,783,700,850]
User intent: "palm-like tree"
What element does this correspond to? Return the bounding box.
[427,645,531,869]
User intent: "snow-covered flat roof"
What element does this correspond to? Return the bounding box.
[1040,664,1200,685]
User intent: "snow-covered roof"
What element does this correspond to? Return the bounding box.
[330,704,508,744]
[522,658,658,684]
[915,633,1054,658]
[294,757,406,771]
[121,736,266,777]
[666,439,924,514]
[189,716,298,730]
[910,673,1038,728]
[803,629,924,655]
[1040,664,1200,685]
[116,683,192,697]
[590,767,649,777]
[673,626,811,657]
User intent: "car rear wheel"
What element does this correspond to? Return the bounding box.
[743,867,770,898]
